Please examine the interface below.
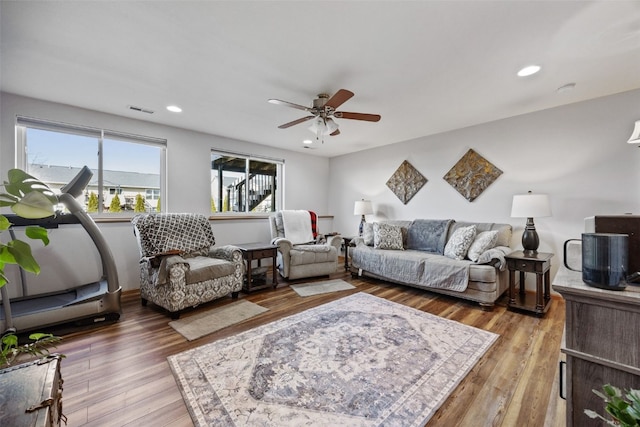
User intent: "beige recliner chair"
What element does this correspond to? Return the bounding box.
[269,210,341,280]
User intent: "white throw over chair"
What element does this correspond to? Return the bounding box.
[269,210,341,280]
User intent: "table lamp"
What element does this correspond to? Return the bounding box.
[510,191,551,255]
[354,199,373,236]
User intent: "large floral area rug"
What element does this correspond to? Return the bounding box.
[168,292,498,426]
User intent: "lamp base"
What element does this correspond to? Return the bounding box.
[521,217,539,255]
[359,215,366,237]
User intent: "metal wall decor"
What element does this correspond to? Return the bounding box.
[386,160,427,205]
[443,149,502,202]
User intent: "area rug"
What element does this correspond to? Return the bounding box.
[289,278,355,297]
[168,292,497,426]
[169,300,268,341]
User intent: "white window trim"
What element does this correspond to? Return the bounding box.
[210,148,284,215]
[16,116,167,217]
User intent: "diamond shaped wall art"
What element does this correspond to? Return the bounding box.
[443,149,503,202]
[386,160,427,205]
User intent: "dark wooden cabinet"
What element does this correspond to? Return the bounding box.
[553,268,640,426]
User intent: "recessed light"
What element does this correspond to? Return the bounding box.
[302,139,313,145]
[166,105,182,113]
[517,65,541,77]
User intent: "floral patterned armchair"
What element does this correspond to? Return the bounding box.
[132,213,243,319]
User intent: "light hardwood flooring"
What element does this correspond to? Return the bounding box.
[52,268,567,426]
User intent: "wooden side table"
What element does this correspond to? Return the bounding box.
[342,236,355,271]
[234,243,278,292]
[505,250,553,316]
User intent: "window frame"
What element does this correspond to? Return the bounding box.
[15,116,167,217]
[210,149,284,215]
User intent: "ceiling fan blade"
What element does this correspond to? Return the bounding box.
[335,111,381,122]
[278,116,315,129]
[268,99,311,112]
[325,89,354,109]
[330,129,341,136]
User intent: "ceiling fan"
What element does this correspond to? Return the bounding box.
[268,89,381,141]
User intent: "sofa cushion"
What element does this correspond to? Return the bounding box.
[467,230,499,262]
[374,222,404,250]
[444,225,476,260]
[450,221,512,248]
[185,256,235,285]
[363,222,374,246]
[406,219,453,254]
[290,245,337,265]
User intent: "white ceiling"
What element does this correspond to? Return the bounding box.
[2,1,640,157]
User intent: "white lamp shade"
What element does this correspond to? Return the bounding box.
[628,120,640,144]
[511,193,551,218]
[354,200,373,216]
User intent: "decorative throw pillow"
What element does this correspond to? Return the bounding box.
[444,225,476,260]
[467,230,499,262]
[363,222,374,246]
[374,222,404,250]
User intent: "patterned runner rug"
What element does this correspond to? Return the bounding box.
[168,292,498,426]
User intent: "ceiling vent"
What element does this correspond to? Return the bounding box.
[127,105,154,114]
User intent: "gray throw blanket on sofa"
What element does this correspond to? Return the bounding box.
[406,219,454,253]
[352,246,470,292]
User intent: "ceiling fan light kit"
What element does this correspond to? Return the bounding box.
[269,89,381,144]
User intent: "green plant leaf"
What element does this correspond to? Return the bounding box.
[11,191,55,219]
[0,246,17,265]
[3,169,55,196]
[25,225,49,246]
[0,215,10,231]
[7,240,40,274]
[604,384,621,398]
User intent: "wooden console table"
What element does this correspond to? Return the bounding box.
[234,242,278,292]
[553,268,640,426]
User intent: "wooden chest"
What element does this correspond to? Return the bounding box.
[0,355,64,427]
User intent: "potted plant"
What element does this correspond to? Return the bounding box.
[0,168,60,367]
[585,384,640,426]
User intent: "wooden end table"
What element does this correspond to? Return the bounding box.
[505,250,553,316]
[342,236,355,271]
[233,242,278,292]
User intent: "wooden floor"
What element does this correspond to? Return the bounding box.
[52,269,567,426]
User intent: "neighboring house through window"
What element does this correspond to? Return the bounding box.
[16,116,166,215]
[210,150,283,213]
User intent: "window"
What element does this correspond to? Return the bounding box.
[16,116,166,215]
[210,151,283,213]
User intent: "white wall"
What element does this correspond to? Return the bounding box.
[328,89,640,288]
[3,90,639,293]
[0,92,331,291]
